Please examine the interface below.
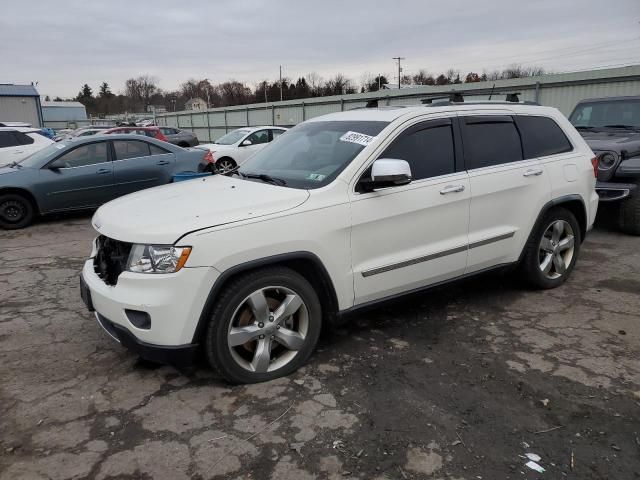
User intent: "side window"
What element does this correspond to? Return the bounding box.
[380,122,456,180]
[246,130,269,145]
[462,117,523,169]
[57,142,109,168]
[515,115,573,159]
[0,131,19,148]
[271,129,285,141]
[149,144,170,155]
[113,140,151,160]
[13,132,35,145]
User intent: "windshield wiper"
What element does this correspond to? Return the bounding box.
[242,172,287,186]
[603,124,638,130]
[9,161,22,168]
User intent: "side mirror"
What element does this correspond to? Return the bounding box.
[241,139,252,146]
[370,158,412,188]
[48,159,66,170]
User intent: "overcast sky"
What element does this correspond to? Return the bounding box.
[1,0,639,98]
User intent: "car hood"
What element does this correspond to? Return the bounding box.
[0,165,29,176]
[198,143,236,152]
[92,175,310,244]
[579,129,640,153]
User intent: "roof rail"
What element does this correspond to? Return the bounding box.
[421,91,539,106]
[423,100,540,107]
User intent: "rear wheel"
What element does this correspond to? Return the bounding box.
[520,207,581,289]
[205,267,322,384]
[617,186,640,235]
[215,157,236,174]
[0,193,34,230]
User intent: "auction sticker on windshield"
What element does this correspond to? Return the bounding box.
[339,131,377,147]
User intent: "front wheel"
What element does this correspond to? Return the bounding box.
[205,267,322,384]
[0,193,34,230]
[520,207,581,289]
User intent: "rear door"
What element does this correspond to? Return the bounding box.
[37,140,114,211]
[112,139,175,196]
[460,113,551,273]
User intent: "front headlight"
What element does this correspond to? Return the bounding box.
[127,245,192,274]
[598,151,618,170]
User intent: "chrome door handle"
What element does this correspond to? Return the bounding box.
[96,168,110,175]
[440,184,465,195]
[523,168,543,177]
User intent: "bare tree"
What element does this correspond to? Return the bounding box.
[306,72,324,96]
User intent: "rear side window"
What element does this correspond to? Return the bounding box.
[113,140,151,160]
[0,131,19,148]
[13,132,35,145]
[515,115,573,158]
[381,122,455,180]
[149,144,169,155]
[462,117,523,169]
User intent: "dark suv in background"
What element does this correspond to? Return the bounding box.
[159,127,199,147]
[570,96,640,235]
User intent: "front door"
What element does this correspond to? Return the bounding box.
[38,140,114,212]
[112,139,175,197]
[349,117,470,305]
[235,129,271,165]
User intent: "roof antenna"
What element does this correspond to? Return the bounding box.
[488,83,495,100]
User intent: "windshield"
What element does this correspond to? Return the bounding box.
[237,120,389,189]
[570,99,640,128]
[18,143,65,168]
[215,129,251,145]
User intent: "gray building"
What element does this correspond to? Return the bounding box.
[157,64,640,143]
[0,84,43,127]
[41,101,88,129]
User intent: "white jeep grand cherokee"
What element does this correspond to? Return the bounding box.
[81,103,599,383]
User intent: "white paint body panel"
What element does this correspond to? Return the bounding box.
[84,104,598,347]
[0,129,53,164]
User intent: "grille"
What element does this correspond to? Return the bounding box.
[93,235,132,286]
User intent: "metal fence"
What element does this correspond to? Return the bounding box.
[156,65,640,142]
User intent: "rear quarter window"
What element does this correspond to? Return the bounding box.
[515,115,573,159]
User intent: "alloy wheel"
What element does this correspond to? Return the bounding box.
[538,220,575,279]
[227,286,309,373]
[216,159,235,174]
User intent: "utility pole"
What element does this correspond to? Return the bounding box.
[279,65,283,102]
[378,74,381,91]
[393,56,405,89]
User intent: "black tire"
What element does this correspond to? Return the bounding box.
[215,157,236,174]
[520,207,581,289]
[0,193,35,230]
[178,141,189,148]
[205,266,322,384]
[618,188,640,236]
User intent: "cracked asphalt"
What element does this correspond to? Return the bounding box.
[1,214,639,479]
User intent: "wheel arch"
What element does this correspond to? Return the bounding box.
[192,251,340,344]
[518,194,588,264]
[0,187,40,213]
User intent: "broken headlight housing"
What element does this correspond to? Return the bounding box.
[127,245,192,274]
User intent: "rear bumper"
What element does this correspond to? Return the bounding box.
[95,312,198,367]
[595,181,637,202]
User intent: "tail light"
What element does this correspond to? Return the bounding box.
[590,156,598,178]
[156,131,168,142]
[203,150,214,164]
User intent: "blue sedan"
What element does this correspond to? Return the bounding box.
[0,134,208,229]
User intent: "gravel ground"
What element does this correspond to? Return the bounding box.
[1,214,639,480]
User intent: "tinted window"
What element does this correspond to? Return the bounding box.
[0,131,19,148]
[161,127,177,135]
[57,142,109,168]
[271,129,285,140]
[381,123,455,180]
[569,99,640,128]
[13,132,35,145]
[246,130,269,145]
[149,144,169,155]
[463,118,523,169]
[113,140,151,160]
[516,115,572,158]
